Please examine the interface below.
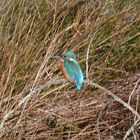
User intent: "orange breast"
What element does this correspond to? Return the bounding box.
[61,62,70,81]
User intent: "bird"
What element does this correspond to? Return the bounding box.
[59,51,84,90]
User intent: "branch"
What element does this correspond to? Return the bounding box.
[0,79,66,134]
[84,80,140,120]
[1,79,140,137]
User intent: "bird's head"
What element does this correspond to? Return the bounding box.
[62,51,77,62]
[51,51,78,63]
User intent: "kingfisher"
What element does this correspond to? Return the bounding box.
[52,51,84,90]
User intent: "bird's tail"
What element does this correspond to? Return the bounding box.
[76,82,82,90]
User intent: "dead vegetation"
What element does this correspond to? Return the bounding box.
[0,0,140,139]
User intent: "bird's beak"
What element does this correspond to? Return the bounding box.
[50,56,63,60]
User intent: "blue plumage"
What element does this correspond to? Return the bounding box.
[63,51,84,90]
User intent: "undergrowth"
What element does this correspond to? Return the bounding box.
[0,0,140,139]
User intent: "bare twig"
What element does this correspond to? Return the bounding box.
[1,79,140,136]
[70,124,91,140]
[86,37,93,80]
[124,95,140,140]
[123,118,139,140]
[32,23,76,88]
[96,101,110,140]
[53,0,58,26]
[128,77,140,104]
[0,79,66,134]
[84,80,140,120]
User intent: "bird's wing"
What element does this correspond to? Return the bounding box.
[64,61,83,83]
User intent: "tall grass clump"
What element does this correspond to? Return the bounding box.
[0,0,140,139]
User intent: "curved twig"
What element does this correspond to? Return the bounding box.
[84,80,140,120]
[0,79,140,137]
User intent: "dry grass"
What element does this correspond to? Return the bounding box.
[0,0,140,139]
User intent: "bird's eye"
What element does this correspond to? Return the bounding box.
[65,56,70,60]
